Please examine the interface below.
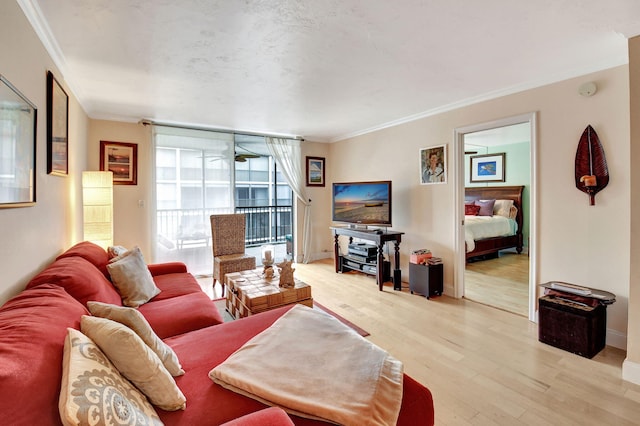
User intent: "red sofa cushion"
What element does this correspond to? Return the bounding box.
[27,256,122,306]
[159,306,435,425]
[221,407,294,426]
[137,291,223,339]
[0,284,89,426]
[151,272,204,301]
[56,240,111,279]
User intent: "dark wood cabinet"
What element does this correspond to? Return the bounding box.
[409,263,443,299]
[538,296,606,358]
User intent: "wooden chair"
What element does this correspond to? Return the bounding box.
[210,213,256,296]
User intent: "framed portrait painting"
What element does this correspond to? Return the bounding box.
[470,153,506,183]
[46,71,68,176]
[306,156,325,187]
[100,141,138,185]
[420,144,447,185]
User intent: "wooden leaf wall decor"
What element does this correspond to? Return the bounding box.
[574,125,609,205]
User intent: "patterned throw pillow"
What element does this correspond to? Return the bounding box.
[87,301,185,376]
[59,328,162,426]
[464,204,481,216]
[107,246,161,307]
[80,316,186,411]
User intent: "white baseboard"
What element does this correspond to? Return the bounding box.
[623,359,640,385]
[606,328,627,350]
[303,251,332,263]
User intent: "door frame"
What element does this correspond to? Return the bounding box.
[453,112,538,322]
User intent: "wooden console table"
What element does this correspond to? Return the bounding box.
[331,227,404,291]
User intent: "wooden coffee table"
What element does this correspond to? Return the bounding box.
[225,269,313,319]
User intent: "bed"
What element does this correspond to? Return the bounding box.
[464,185,524,260]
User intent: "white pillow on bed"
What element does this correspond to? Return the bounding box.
[493,199,514,218]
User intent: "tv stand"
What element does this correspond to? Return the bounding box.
[331,227,404,291]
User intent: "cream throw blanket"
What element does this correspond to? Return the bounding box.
[209,304,403,425]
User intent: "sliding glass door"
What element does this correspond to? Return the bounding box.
[153,126,235,276]
[152,127,294,276]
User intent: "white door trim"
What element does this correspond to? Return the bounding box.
[453,112,538,322]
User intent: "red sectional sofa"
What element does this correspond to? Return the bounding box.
[0,241,435,425]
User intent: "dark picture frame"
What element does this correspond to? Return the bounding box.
[100,141,138,185]
[0,74,37,208]
[46,71,68,176]
[470,152,506,183]
[306,156,325,187]
[420,144,447,185]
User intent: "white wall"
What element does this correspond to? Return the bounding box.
[0,1,88,304]
[624,35,640,384]
[323,66,630,348]
[87,120,152,257]
[300,141,333,262]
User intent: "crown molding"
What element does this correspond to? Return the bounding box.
[17,0,67,76]
[330,58,628,143]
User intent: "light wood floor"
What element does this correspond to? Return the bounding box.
[208,259,640,426]
[465,250,529,317]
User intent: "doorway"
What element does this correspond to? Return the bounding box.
[454,113,538,322]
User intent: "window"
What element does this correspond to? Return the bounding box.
[152,127,294,275]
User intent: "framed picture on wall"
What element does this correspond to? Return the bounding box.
[100,141,138,185]
[470,153,506,183]
[0,74,37,208]
[420,144,447,184]
[306,156,325,187]
[46,71,69,176]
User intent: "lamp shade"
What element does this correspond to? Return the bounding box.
[82,171,113,249]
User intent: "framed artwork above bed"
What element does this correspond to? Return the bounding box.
[470,153,505,183]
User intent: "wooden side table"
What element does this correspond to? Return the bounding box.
[225,269,313,319]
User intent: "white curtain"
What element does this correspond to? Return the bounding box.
[266,137,312,264]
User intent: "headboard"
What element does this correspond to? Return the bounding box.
[465,185,524,233]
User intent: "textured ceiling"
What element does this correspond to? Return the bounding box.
[20,0,640,141]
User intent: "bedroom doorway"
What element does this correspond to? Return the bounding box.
[454,113,538,322]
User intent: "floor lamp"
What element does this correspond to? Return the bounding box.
[82,171,113,249]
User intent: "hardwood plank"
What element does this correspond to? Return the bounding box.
[199,259,640,425]
[465,250,529,316]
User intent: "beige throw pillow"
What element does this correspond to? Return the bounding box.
[493,199,514,218]
[107,246,160,307]
[87,301,185,376]
[107,245,129,259]
[80,315,186,411]
[509,205,518,220]
[59,328,162,426]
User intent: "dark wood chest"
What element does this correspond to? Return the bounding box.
[538,295,606,358]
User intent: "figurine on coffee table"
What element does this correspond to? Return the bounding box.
[277,260,295,288]
[263,266,275,280]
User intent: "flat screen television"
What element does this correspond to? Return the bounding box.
[332,181,392,226]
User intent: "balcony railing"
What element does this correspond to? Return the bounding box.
[236,205,293,246]
[156,205,293,250]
